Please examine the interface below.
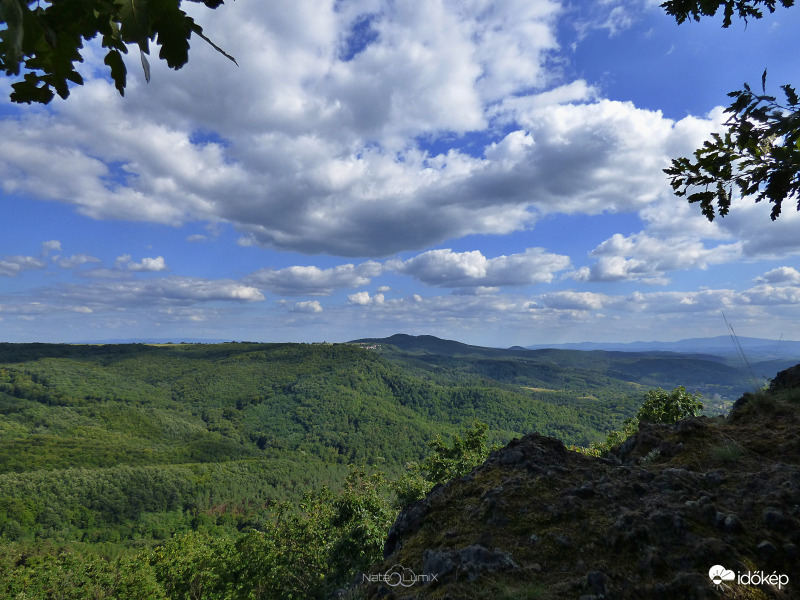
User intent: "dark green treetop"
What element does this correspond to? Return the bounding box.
[0,0,236,104]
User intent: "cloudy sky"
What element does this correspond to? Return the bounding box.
[2,0,799,346]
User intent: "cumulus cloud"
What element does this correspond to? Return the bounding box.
[246,261,383,296]
[741,284,800,306]
[394,248,571,288]
[756,267,800,285]
[712,198,800,259]
[0,255,46,277]
[51,277,265,307]
[55,254,101,269]
[2,242,97,276]
[290,300,323,313]
[348,291,385,305]
[538,291,608,311]
[348,291,372,305]
[0,0,726,258]
[331,280,797,345]
[41,240,62,255]
[115,254,169,272]
[3,0,798,344]
[574,232,742,283]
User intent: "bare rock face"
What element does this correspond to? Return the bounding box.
[769,363,800,392]
[357,366,800,600]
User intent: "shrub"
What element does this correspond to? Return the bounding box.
[637,387,703,424]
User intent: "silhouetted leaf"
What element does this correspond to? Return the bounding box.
[104,49,127,95]
[140,48,151,83]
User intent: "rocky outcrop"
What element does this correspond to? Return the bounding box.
[357,366,800,599]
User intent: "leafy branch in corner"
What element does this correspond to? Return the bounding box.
[661,0,794,28]
[664,72,800,221]
[661,1,799,220]
[0,0,237,104]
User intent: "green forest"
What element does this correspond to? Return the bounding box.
[0,341,760,598]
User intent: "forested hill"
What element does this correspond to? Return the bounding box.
[0,341,644,548]
[348,333,784,402]
[0,340,787,598]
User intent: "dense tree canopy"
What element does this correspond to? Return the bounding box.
[0,0,235,104]
[662,0,799,220]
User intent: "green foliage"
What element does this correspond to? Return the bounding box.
[0,0,235,104]
[0,544,166,599]
[394,420,495,505]
[662,1,799,220]
[710,439,745,464]
[573,386,703,456]
[665,74,800,220]
[571,417,640,457]
[0,343,732,598]
[150,530,235,599]
[637,386,704,424]
[420,420,492,482]
[328,469,397,584]
[661,0,794,28]
[146,423,493,600]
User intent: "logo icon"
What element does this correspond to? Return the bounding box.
[384,564,418,587]
[362,563,439,587]
[709,565,736,587]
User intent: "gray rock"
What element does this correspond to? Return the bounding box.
[723,514,743,533]
[783,543,797,558]
[586,570,607,595]
[421,545,519,584]
[422,549,455,583]
[457,545,519,581]
[757,540,777,557]
[762,507,788,529]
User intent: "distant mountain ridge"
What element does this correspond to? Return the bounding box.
[350,333,800,362]
[524,335,800,362]
[349,333,522,357]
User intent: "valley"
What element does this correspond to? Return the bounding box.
[0,336,796,598]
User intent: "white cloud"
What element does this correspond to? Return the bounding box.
[0,1,718,258]
[348,291,372,305]
[539,291,607,311]
[575,232,742,283]
[569,0,654,41]
[0,255,46,277]
[330,281,799,344]
[50,277,265,307]
[115,255,168,272]
[741,284,800,306]
[290,300,323,313]
[713,198,800,259]
[395,247,571,288]
[41,240,62,255]
[756,267,800,285]
[348,291,385,305]
[55,254,101,269]
[246,261,383,296]
[3,0,800,347]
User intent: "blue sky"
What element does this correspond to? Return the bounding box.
[2,0,799,346]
